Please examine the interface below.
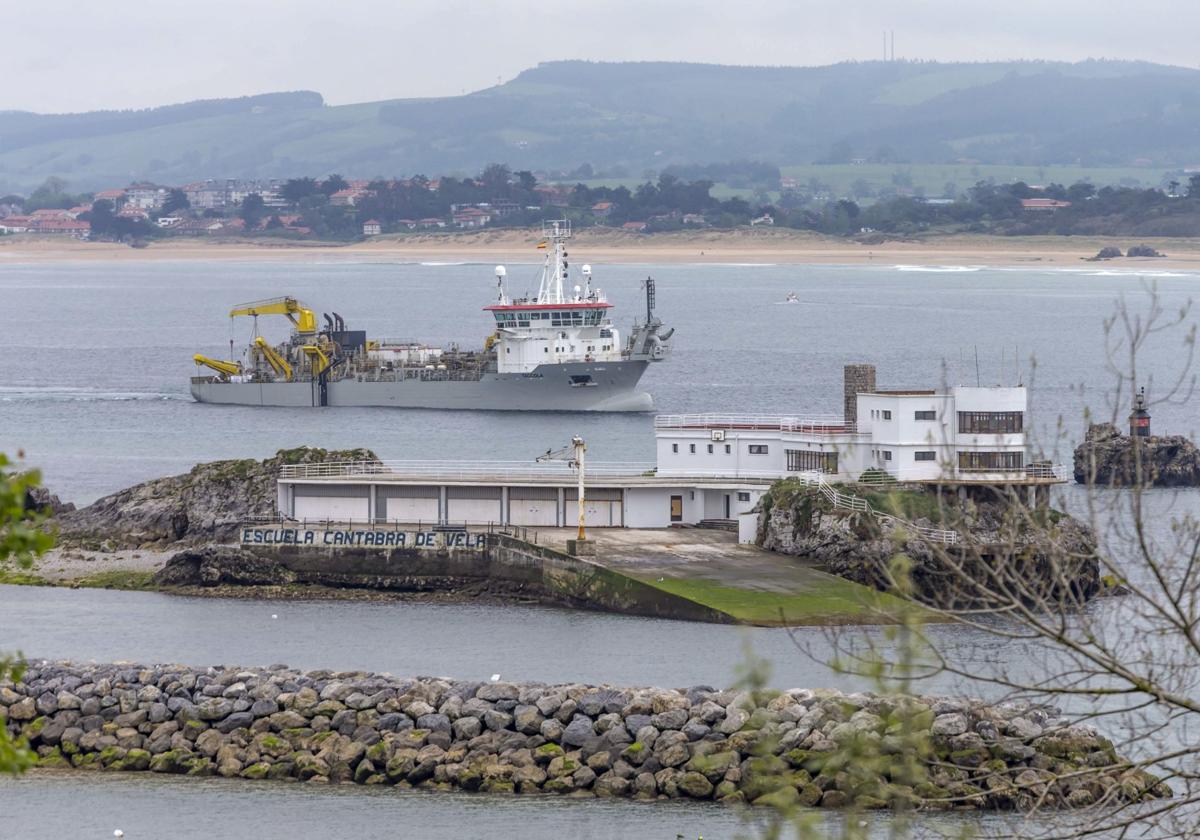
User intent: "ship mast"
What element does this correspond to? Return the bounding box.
[536,220,571,305]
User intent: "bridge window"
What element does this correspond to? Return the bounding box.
[914,451,936,461]
[958,451,1024,471]
[786,450,838,473]
[748,445,769,455]
[958,411,1023,434]
[914,410,937,420]
[689,444,696,453]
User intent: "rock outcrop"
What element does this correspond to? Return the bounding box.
[55,447,377,548]
[3,661,1169,810]
[153,546,298,587]
[1073,423,1200,487]
[760,482,1100,609]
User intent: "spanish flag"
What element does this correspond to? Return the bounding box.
[536,240,547,249]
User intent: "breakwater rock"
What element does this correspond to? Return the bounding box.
[56,447,377,548]
[3,661,1168,810]
[1074,423,1200,487]
[759,481,1100,609]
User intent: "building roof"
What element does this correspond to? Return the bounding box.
[1020,198,1071,209]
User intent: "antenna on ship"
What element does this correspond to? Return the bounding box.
[494,265,507,304]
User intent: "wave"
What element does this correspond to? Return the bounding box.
[0,385,188,403]
[418,261,471,267]
[893,265,984,273]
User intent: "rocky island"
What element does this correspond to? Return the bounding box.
[758,479,1101,608]
[1073,422,1200,487]
[3,661,1169,811]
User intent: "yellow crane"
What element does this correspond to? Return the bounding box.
[192,355,242,379]
[254,336,293,381]
[229,296,317,335]
[302,344,331,376]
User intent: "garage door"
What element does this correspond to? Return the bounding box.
[508,487,559,526]
[378,485,439,524]
[445,486,502,524]
[564,487,622,528]
[293,483,370,523]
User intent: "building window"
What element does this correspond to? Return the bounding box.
[672,444,678,453]
[957,411,1023,434]
[914,451,936,461]
[724,444,731,454]
[914,410,936,421]
[737,492,751,502]
[748,445,769,455]
[881,410,892,420]
[707,444,713,454]
[689,443,696,454]
[786,449,838,473]
[881,450,892,461]
[958,451,1024,471]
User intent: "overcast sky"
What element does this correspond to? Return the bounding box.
[5,0,1197,113]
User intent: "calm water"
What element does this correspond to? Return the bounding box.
[2,258,1198,504]
[3,257,1199,837]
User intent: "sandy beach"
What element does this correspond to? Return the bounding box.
[4,229,1200,268]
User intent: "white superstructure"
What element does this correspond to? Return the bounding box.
[655,369,1059,484]
[487,220,667,375]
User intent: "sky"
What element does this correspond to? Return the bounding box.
[4,0,1198,113]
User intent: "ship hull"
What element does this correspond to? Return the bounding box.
[190,361,654,412]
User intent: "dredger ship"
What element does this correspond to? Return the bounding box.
[190,221,673,411]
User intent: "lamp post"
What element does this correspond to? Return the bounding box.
[536,436,592,552]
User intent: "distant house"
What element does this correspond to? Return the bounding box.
[417,218,446,229]
[0,215,33,233]
[491,200,520,217]
[330,188,368,207]
[117,207,151,221]
[66,205,91,218]
[94,189,126,207]
[156,216,183,228]
[125,184,166,211]
[621,221,647,232]
[396,219,417,230]
[452,207,492,229]
[31,218,90,239]
[1021,198,1071,212]
[682,213,707,226]
[183,181,228,211]
[362,219,382,236]
[31,208,72,221]
[750,214,775,226]
[591,201,613,219]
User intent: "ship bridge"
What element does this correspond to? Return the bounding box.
[488,220,626,373]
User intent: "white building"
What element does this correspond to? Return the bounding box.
[273,365,1066,537]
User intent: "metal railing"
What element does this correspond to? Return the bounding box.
[279,459,657,481]
[793,470,960,545]
[654,414,857,435]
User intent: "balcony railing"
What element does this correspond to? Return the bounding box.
[280,460,657,481]
[654,413,857,435]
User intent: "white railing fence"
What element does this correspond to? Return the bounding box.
[654,414,857,434]
[792,470,960,545]
[279,460,657,481]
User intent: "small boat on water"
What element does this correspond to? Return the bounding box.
[783,291,800,304]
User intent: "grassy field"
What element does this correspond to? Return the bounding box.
[779,163,1164,196]
[634,572,915,627]
[553,163,1166,207]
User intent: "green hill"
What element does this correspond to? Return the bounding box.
[2,59,1199,193]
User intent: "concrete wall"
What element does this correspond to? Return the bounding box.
[254,533,731,623]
